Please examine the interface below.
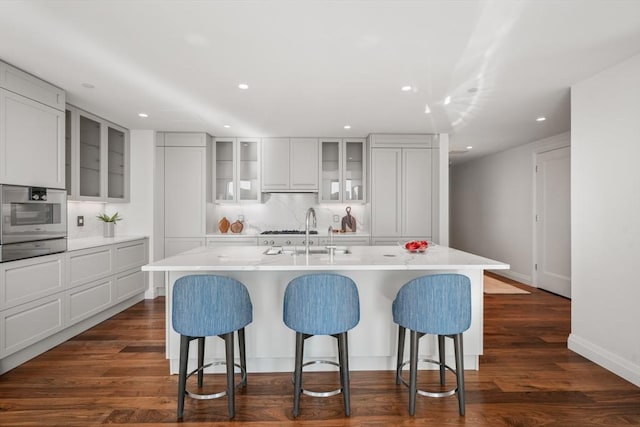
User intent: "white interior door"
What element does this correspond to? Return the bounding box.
[535,146,571,298]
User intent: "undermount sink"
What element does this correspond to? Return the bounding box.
[265,246,351,256]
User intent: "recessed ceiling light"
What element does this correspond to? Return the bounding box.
[467,87,478,93]
[443,96,451,105]
[223,124,231,128]
[238,83,249,90]
[138,113,148,118]
[401,85,412,92]
[424,104,431,114]
[81,82,95,89]
[466,146,473,150]
[536,116,546,122]
[344,125,351,130]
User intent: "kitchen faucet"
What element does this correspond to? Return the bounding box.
[305,207,317,255]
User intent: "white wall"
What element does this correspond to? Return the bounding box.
[569,53,640,387]
[450,132,569,283]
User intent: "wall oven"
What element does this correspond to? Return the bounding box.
[0,185,67,262]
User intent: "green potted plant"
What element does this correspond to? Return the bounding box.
[97,212,122,237]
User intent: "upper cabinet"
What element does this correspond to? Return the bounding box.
[214,137,260,203]
[369,134,437,240]
[0,61,65,188]
[319,138,365,203]
[65,105,130,202]
[262,137,318,192]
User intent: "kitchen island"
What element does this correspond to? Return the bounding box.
[142,244,508,374]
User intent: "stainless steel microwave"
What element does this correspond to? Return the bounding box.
[0,185,67,262]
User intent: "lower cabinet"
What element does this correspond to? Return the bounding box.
[0,238,148,369]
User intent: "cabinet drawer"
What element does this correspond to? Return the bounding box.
[68,278,112,324]
[114,240,147,273]
[68,247,112,287]
[0,61,65,110]
[0,293,65,357]
[0,255,65,310]
[115,269,146,302]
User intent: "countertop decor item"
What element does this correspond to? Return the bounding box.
[230,219,244,233]
[218,217,230,233]
[97,212,122,238]
[341,206,356,232]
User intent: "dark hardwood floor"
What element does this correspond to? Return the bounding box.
[1,275,639,426]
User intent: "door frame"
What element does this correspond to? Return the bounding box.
[531,136,571,291]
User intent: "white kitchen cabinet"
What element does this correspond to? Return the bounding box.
[65,105,129,202]
[0,61,65,111]
[0,253,65,311]
[206,237,258,247]
[0,238,148,371]
[262,137,318,192]
[370,147,432,240]
[318,235,370,246]
[165,145,208,237]
[0,89,65,188]
[165,238,205,257]
[319,138,365,203]
[214,137,260,202]
[0,293,65,358]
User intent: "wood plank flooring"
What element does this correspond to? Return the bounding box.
[1,275,639,426]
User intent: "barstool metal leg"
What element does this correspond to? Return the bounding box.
[238,328,247,387]
[438,334,446,386]
[454,333,466,416]
[396,326,406,385]
[197,337,205,387]
[293,332,304,417]
[224,332,235,418]
[177,335,190,419]
[409,330,419,416]
[337,332,351,416]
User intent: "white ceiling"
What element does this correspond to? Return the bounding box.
[2,0,640,163]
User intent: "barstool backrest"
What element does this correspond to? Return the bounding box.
[172,275,253,337]
[283,273,360,335]
[392,274,471,335]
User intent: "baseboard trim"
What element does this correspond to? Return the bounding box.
[568,333,640,387]
[489,269,532,285]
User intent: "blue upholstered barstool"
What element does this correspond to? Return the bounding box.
[392,274,471,416]
[172,275,253,419]
[283,273,360,417]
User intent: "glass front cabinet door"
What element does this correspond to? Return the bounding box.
[319,138,365,203]
[65,106,130,202]
[214,137,260,203]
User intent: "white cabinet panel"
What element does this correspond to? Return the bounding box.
[1,294,64,357]
[68,247,112,288]
[261,137,289,191]
[370,148,401,236]
[0,254,65,310]
[165,146,207,237]
[163,132,207,147]
[206,237,257,247]
[402,148,432,237]
[371,145,433,241]
[114,240,147,273]
[114,269,146,302]
[165,238,205,257]
[290,138,318,190]
[68,279,112,324]
[0,61,65,110]
[0,89,65,188]
[262,137,317,192]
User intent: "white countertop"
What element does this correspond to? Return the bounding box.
[205,232,371,238]
[142,244,508,272]
[67,235,148,252]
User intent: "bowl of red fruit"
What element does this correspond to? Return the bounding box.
[404,240,429,253]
